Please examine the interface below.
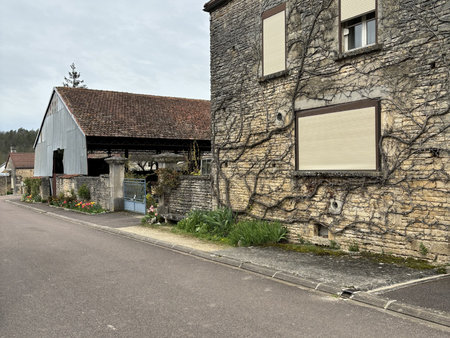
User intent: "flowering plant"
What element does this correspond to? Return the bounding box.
[147,205,158,218]
[49,195,104,214]
[22,193,41,203]
[141,204,162,225]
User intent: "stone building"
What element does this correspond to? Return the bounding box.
[5,152,35,194]
[204,0,449,262]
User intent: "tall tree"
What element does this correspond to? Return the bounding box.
[0,128,38,164]
[63,62,87,88]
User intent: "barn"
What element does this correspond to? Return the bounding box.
[34,87,211,178]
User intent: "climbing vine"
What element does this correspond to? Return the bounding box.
[209,0,449,260]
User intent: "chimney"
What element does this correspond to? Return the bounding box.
[10,146,16,153]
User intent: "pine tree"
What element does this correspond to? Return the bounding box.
[63,62,87,88]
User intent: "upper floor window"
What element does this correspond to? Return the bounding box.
[340,0,377,52]
[262,3,286,76]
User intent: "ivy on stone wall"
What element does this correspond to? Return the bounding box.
[209,0,449,261]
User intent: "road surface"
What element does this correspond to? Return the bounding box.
[1,200,448,337]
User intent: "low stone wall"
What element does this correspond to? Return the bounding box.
[55,175,111,210]
[0,176,11,195]
[159,175,212,221]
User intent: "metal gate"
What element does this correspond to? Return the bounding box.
[123,178,146,214]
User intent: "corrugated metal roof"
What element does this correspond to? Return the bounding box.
[55,87,211,141]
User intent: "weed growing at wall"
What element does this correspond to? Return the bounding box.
[348,242,360,252]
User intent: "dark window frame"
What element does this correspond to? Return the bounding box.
[295,99,381,173]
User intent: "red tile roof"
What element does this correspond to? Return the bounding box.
[6,152,35,169]
[55,87,211,140]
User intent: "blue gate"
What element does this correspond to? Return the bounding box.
[123,178,146,214]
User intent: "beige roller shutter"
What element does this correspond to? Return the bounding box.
[341,0,376,21]
[297,106,377,170]
[263,10,285,76]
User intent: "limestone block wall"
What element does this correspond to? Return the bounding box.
[13,168,34,194]
[208,0,449,262]
[159,175,212,221]
[0,176,11,195]
[55,175,111,210]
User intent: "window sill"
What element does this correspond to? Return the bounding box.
[334,43,383,61]
[293,170,382,178]
[259,69,289,83]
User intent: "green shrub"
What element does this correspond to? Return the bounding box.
[154,168,180,196]
[146,193,157,209]
[228,220,287,246]
[201,207,235,237]
[23,177,41,196]
[78,184,91,200]
[177,209,209,234]
[176,208,235,238]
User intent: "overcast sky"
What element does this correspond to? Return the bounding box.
[0,0,210,132]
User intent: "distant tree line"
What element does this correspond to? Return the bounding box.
[0,128,38,164]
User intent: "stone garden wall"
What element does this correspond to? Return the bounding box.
[159,175,212,221]
[0,176,10,195]
[55,175,111,210]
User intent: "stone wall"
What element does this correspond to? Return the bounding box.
[208,0,449,262]
[13,168,34,194]
[55,175,111,210]
[0,176,11,195]
[159,175,212,221]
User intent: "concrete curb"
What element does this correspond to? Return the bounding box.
[7,199,450,328]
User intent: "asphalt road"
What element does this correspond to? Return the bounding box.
[380,277,450,313]
[1,200,448,337]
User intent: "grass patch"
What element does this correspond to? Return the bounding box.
[267,243,444,272]
[359,252,437,270]
[270,243,347,256]
[171,226,232,245]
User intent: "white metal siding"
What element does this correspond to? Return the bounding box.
[34,93,87,176]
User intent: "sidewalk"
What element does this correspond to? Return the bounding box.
[4,196,449,327]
